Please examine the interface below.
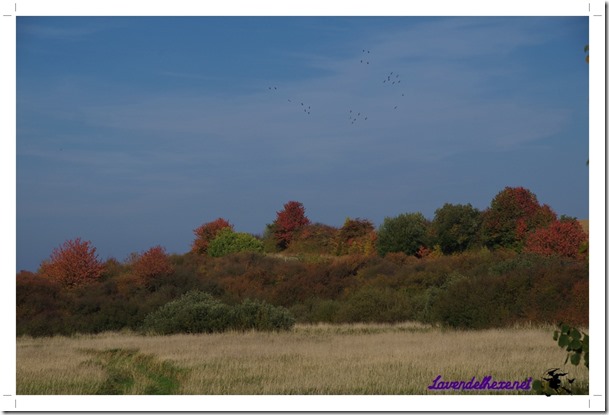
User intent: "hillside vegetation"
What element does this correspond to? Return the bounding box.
[17,186,588,336]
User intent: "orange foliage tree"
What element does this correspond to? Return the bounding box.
[39,238,104,288]
[132,245,174,281]
[191,218,233,255]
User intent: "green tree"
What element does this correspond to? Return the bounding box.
[431,203,482,254]
[377,212,430,257]
[207,228,263,257]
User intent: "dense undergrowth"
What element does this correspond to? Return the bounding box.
[17,248,588,336]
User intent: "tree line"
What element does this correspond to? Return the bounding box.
[17,186,588,335]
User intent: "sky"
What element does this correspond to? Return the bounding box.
[16,16,589,272]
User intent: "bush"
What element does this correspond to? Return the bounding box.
[285,223,339,255]
[140,290,295,334]
[232,299,295,331]
[207,228,264,257]
[141,291,232,334]
[17,273,71,336]
[290,298,341,323]
[335,286,415,323]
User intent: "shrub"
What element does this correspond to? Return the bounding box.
[290,298,341,323]
[17,273,70,336]
[140,290,295,334]
[207,228,264,257]
[231,299,295,331]
[335,286,415,323]
[141,291,232,334]
[286,223,339,255]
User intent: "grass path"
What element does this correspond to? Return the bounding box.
[81,348,187,394]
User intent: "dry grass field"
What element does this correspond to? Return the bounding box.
[16,323,589,395]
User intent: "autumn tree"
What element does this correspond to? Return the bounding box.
[335,217,376,256]
[431,203,482,254]
[524,219,588,260]
[481,187,556,250]
[132,245,174,282]
[273,201,311,250]
[38,238,105,288]
[191,218,233,255]
[377,212,430,257]
[286,223,339,255]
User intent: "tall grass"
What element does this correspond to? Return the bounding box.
[16,323,589,395]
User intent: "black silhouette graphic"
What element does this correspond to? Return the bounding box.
[541,368,575,396]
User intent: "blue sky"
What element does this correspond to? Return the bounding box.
[16,16,589,272]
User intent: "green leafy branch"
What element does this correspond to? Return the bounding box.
[554,323,588,368]
[532,324,588,396]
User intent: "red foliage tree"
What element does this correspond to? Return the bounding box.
[39,238,104,288]
[132,245,174,281]
[191,218,233,255]
[274,201,311,249]
[524,220,588,260]
[481,187,557,249]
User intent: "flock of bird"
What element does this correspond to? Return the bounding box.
[267,48,406,125]
[268,86,313,115]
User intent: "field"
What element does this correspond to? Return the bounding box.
[16,323,588,395]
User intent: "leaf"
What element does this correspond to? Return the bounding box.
[571,353,581,366]
[553,331,559,341]
[532,379,543,391]
[570,339,582,351]
[558,334,570,348]
[571,328,581,341]
[584,352,589,368]
[581,334,589,352]
[561,323,570,334]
